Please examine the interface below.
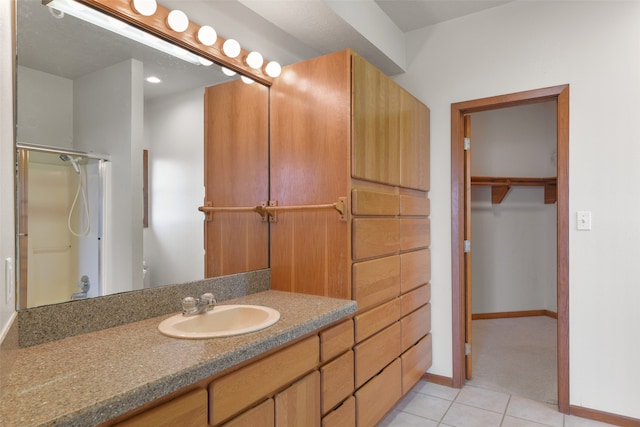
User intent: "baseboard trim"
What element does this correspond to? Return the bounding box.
[472,310,558,320]
[571,404,640,427]
[423,373,454,387]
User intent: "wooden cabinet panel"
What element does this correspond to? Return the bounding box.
[351,188,399,216]
[321,350,354,415]
[352,218,400,261]
[400,249,430,293]
[401,334,433,394]
[399,93,430,191]
[354,298,400,343]
[114,388,207,427]
[400,218,430,251]
[352,54,401,186]
[400,284,431,316]
[355,358,402,427]
[210,336,319,425]
[275,371,321,427]
[352,255,400,312]
[320,319,354,362]
[400,304,431,352]
[322,396,355,427]
[204,80,269,277]
[354,322,401,388]
[400,194,430,216]
[222,399,274,427]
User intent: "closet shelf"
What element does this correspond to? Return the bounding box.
[471,176,557,204]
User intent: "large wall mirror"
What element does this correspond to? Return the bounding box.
[15,0,269,309]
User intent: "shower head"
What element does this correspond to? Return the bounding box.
[59,154,81,174]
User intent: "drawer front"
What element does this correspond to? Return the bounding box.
[400,284,431,316]
[400,218,430,251]
[355,358,402,427]
[222,399,274,427]
[354,322,401,388]
[351,188,399,216]
[320,319,354,362]
[275,371,321,427]
[400,249,430,293]
[321,350,354,415]
[401,334,433,395]
[399,195,430,216]
[114,388,208,427]
[352,256,400,312]
[210,336,319,425]
[352,218,400,261]
[354,298,401,343]
[400,304,431,352]
[322,396,355,427]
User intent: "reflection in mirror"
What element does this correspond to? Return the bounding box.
[15,0,269,309]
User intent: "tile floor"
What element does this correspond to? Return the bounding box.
[379,381,617,427]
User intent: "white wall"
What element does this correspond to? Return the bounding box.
[471,103,557,314]
[0,0,16,338]
[395,0,640,418]
[143,88,205,287]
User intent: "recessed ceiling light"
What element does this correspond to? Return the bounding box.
[146,76,162,83]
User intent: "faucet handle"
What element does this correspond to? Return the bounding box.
[200,293,216,306]
[182,296,198,315]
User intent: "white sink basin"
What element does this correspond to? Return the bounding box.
[158,304,280,339]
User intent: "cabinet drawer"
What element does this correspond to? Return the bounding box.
[222,399,274,427]
[352,218,400,260]
[352,256,400,312]
[114,388,208,427]
[401,334,433,394]
[400,218,430,251]
[320,319,354,362]
[401,304,431,352]
[354,322,401,388]
[354,298,400,343]
[321,350,354,415]
[322,396,355,427]
[400,284,430,316]
[210,336,319,425]
[400,249,430,293]
[275,371,320,427]
[355,358,402,427]
[351,189,399,215]
[399,195,430,216]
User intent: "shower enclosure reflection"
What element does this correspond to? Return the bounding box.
[16,147,107,308]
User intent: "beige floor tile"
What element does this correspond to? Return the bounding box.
[440,402,504,427]
[502,415,554,427]
[564,415,619,427]
[454,385,510,413]
[412,380,460,401]
[394,391,452,422]
[506,396,564,427]
[378,409,439,427]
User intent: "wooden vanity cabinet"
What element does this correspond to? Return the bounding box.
[270,49,432,426]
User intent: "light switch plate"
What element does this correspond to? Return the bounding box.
[577,211,592,230]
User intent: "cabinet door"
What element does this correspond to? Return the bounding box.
[399,92,430,191]
[114,388,207,427]
[275,371,321,427]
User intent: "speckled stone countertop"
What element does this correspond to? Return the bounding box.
[0,291,356,427]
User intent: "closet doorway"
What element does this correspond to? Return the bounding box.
[450,85,570,413]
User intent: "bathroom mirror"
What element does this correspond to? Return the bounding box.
[15,0,269,309]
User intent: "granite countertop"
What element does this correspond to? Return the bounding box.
[0,290,357,427]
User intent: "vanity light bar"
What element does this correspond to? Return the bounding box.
[43,0,212,66]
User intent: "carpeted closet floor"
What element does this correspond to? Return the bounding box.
[466,316,558,405]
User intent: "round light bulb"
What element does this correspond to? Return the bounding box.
[222,39,241,58]
[197,25,217,46]
[167,10,189,33]
[221,67,237,77]
[264,61,282,78]
[245,51,263,69]
[241,76,255,85]
[131,0,157,16]
[199,57,213,67]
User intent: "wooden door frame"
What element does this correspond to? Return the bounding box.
[450,84,570,413]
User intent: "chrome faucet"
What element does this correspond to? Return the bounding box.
[182,293,216,316]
